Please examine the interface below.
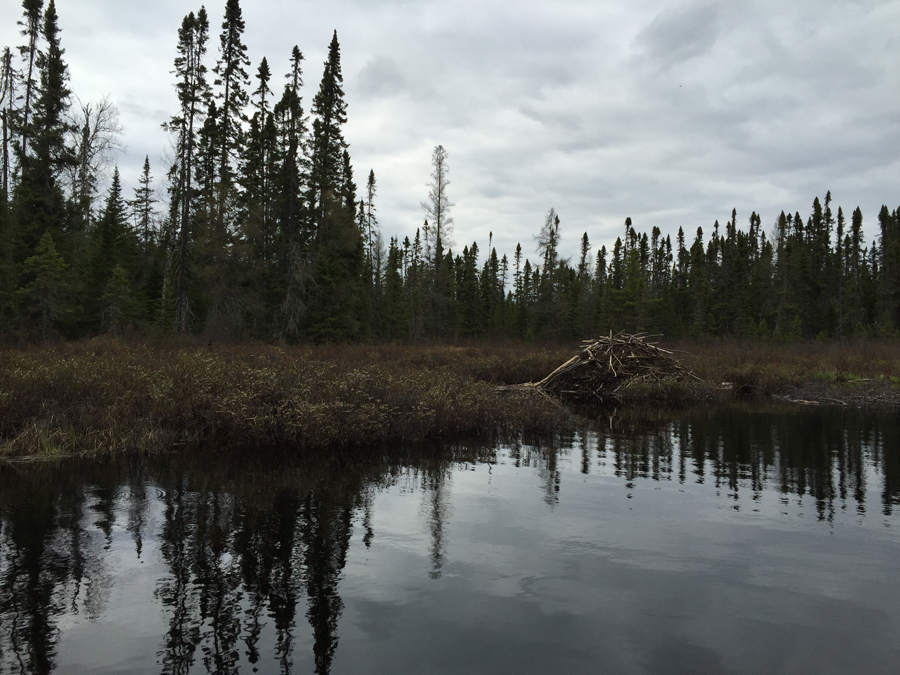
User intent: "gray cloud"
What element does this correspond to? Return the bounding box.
[1,0,898,264]
[354,55,412,99]
[637,2,722,68]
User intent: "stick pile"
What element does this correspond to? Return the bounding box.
[500,332,698,401]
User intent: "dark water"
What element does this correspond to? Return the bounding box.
[1,404,899,675]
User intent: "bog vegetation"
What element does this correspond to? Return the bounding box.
[2,338,899,457]
[0,340,574,456]
[1,1,900,345]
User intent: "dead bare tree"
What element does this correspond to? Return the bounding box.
[66,95,124,227]
[0,47,16,197]
[420,144,454,268]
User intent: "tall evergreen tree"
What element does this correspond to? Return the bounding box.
[130,155,157,246]
[307,31,347,238]
[164,8,211,333]
[878,205,900,331]
[212,0,250,234]
[380,236,409,340]
[0,49,14,330]
[243,58,277,256]
[271,47,309,339]
[13,0,73,264]
[364,169,378,278]
[847,207,866,330]
[304,32,365,342]
[276,46,307,249]
[87,167,136,331]
[15,0,43,160]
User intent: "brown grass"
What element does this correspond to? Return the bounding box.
[0,338,571,458]
[1,337,898,459]
[663,337,900,402]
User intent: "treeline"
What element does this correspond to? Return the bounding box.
[1,0,899,344]
[1,0,372,343]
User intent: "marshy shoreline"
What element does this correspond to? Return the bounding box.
[1,337,898,459]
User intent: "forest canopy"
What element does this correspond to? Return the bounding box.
[1,0,898,343]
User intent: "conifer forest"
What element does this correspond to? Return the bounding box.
[1,0,899,345]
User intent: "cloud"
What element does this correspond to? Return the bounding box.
[354,55,411,100]
[1,0,898,264]
[637,2,722,68]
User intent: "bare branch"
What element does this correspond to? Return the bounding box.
[65,94,125,220]
[420,144,455,261]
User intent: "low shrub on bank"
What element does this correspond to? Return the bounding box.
[667,339,900,391]
[2,337,898,458]
[0,339,570,457]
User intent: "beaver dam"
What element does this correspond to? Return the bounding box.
[499,332,700,402]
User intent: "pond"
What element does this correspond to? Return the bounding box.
[1,403,898,674]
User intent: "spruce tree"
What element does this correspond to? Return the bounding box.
[130,155,157,247]
[308,31,348,237]
[458,243,481,337]
[87,167,135,331]
[878,205,900,330]
[0,50,14,334]
[18,230,70,340]
[212,0,250,233]
[381,236,409,340]
[848,207,865,330]
[15,0,43,160]
[364,169,378,279]
[480,246,504,334]
[101,264,135,334]
[164,8,211,333]
[304,32,365,342]
[593,245,608,334]
[127,156,164,328]
[13,0,73,263]
[276,46,307,250]
[306,201,366,342]
[238,57,281,333]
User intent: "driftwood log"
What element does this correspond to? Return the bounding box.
[498,332,699,401]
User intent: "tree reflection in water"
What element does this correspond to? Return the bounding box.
[0,404,897,674]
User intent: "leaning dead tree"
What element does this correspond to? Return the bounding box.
[500,332,699,401]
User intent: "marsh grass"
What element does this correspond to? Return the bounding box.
[0,338,571,458]
[2,337,898,458]
[666,338,900,400]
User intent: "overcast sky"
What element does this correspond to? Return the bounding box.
[2,0,898,263]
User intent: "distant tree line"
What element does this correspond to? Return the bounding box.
[1,0,898,343]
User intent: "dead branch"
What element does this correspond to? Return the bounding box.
[499,332,700,401]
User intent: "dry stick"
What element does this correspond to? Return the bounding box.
[499,333,699,400]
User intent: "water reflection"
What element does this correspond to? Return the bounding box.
[0,404,897,674]
[590,405,900,519]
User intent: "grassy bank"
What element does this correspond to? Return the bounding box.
[667,338,900,405]
[0,339,573,458]
[1,337,898,458]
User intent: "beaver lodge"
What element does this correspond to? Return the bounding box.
[499,332,699,402]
